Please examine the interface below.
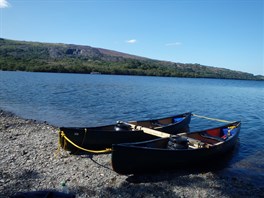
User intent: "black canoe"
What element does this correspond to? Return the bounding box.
[111,121,241,175]
[59,112,191,152]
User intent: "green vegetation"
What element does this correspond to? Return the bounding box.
[0,38,263,80]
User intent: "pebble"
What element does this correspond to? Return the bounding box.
[0,109,263,198]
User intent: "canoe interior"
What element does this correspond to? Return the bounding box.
[130,117,174,128]
[129,112,191,130]
[122,121,241,150]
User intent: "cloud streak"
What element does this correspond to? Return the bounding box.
[165,42,182,46]
[126,39,137,44]
[0,0,10,8]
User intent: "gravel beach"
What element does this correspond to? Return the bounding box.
[0,110,263,198]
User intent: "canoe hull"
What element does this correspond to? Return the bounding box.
[111,121,241,174]
[59,112,191,153]
[59,128,157,152]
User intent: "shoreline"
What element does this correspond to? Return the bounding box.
[0,109,263,197]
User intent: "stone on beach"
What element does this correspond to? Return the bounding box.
[0,110,263,197]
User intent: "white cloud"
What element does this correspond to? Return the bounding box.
[165,42,182,46]
[0,0,10,8]
[126,39,137,44]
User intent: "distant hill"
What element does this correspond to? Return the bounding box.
[0,38,263,80]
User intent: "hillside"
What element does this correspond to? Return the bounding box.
[0,38,263,80]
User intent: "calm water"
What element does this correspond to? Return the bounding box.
[0,71,263,187]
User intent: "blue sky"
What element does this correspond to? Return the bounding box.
[0,0,263,75]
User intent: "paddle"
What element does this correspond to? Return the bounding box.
[128,123,171,138]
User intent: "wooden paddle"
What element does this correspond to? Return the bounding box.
[129,123,170,138]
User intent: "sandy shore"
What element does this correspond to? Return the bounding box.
[0,109,263,197]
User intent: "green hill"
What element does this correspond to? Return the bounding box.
[0,38,263,80]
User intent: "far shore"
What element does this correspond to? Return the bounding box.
[0,109,263,197]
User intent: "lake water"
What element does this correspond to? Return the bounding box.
[0,71,263,187]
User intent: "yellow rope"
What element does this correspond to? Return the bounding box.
[192,114,233,123]
[54,130,71,158]
[60,131,112,154]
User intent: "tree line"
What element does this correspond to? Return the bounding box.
[0,38,263,80]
